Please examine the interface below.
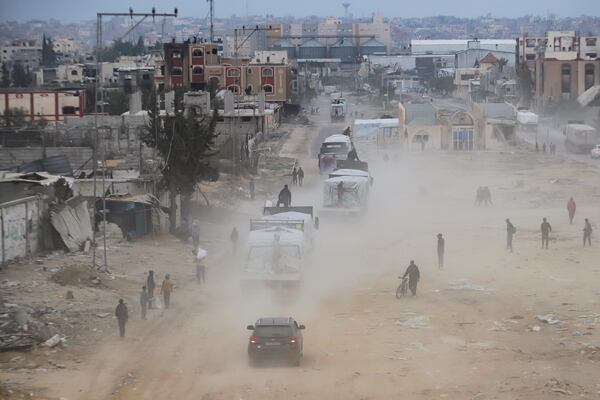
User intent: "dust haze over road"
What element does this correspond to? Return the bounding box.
[7,95,600,400]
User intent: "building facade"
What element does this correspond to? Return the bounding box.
[0,88,85,122]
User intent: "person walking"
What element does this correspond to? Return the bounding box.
[146,270,155,309]
[139,286,148,320]
[543,142,547,153]
[115,299,128,338]
[402,260,420,296]
[541,217,552,249]
[583,218,592,247]
[249,179,255,200]
[161,275,174,309]
[190,220,200,249]
[535,141,539,153]
[291,167,298,186]
[277,185,292,207]
[436,233,445,269]
[297,167,304,187]
[567,197,576,224]
[230,227,239,254]
[506,218,516,252]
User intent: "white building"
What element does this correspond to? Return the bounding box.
[411,39,515,55]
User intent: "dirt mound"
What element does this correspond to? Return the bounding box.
[50,264,106,288]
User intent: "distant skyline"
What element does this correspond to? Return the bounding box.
[1,0,599,22]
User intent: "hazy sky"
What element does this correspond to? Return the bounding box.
[0,0,599,22]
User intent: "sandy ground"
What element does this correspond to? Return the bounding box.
[2,94,600,399]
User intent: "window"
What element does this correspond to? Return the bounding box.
[585,64,595,91]
[262,67,274,77]
[62,106,77,115]
[526,54,535,61]
[526,38,537,48]
[192,48,204,57]
[192,66,204,75]
[586,53,597,59]
[586,38,597,47]
[247,67,253,74]
[212,48,218,55]
[228,85,240,94]
[263,84,274,93]
[227,68,240,78]
[172,51,182,59]
[561,64,571,94]
[71,70,78,75]
[452,127,474,151]
[171,67,183,76]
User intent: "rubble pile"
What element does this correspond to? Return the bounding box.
[0,303,55,352]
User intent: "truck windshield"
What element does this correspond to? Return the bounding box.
[321,142,349,154]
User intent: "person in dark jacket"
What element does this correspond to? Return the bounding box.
[277,185,292,207]
[291,167,298,186]
[347,147,360,161]
[506,218,516,252]
[402,260,420,296]
[436,234,445,269]
[115,299,128,338]
[583,218,592,247]
[147,270,155,309]
[541,217,552,249]
[297,167,304,186]
[140,286,148,320]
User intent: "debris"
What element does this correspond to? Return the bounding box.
[42,334,65,348]
[446,279,492,293]
[536,314,561,325]
[65,291,74,300]
[96,313,110,318]
[489,321,508,331]
[532,325,541,332]
[0,280,20,289]
[396,315,430,329]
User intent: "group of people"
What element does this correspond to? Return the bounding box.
[475,186,493,206]
[536,141,556,154]
[505,197,593,252]
[114,270,175,338]
[291,166,305,187]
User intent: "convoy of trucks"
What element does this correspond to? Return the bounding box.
[318,134,352,173]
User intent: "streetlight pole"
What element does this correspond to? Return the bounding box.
[92,8,178,270]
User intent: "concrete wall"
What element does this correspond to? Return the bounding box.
[1,196,43,265]
[0,147,93,171]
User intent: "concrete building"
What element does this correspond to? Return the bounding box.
[0,88,85,123]
[163,42,293,104]
[1,39,42,69]
[455,48,515,69]
[52,37,81,57]
[410,39,515,55]
[398,102,486,151]
[534,58,600,104]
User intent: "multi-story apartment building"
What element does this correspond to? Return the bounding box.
[0,39,42,69]
[516,31,600,105]
[163,41,292,103]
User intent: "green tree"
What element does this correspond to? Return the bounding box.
[142,90,219,232]
[42,34,58,67]
[11,62,31,87]
[428,76,456,93]
[0,62,10,87]
[2,108,27,127]
[517,64,533,105]
[104,90,130,115]
[496,58,508,72]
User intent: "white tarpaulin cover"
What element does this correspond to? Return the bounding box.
[50,196,93,252]
[578,85,600,107]
[517,110,539,125]
[353,118,399,140]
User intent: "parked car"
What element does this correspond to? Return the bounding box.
[247,317,305,366]
[591,144,600,159]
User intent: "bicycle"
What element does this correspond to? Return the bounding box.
[396,276,409,299]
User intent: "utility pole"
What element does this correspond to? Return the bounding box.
[93,7,177,270]
[208,0,215,42]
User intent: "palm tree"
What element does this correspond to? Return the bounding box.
[496,58,509,73]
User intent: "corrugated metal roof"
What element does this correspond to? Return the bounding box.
[479,103,515,120]
[15,155,73,177]
[300,39,325,47]
[361,38,385,47]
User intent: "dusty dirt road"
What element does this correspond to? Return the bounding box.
[3,95,600,399]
